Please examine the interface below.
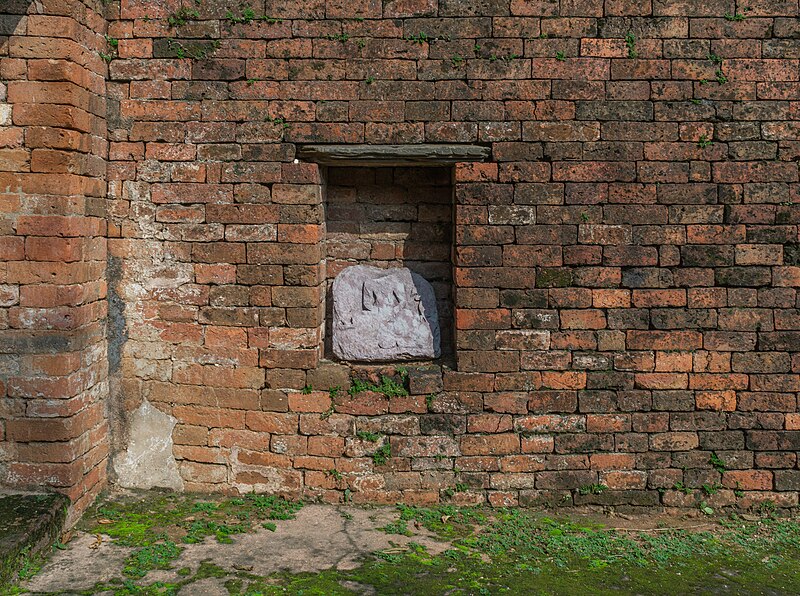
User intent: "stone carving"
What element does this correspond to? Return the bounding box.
[332,265,440,361]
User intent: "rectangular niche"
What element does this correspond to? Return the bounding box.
[324,166,454,361]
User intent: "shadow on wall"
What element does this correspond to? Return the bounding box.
[1,2,31,49]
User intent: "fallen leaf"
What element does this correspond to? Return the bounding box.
[97,519,114,525]
[89,535,103,549]
[233,564,254,571]
[441,515,451,524]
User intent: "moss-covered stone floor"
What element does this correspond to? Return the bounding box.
[4,489,800,595]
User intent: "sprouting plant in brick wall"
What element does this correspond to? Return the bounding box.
[708,52,723,65]
[301,384,313,394]
[372,442,391,466]
[326,469,343,481]
[365,76,375,84]
[246,78,257,85]
[426,394,436,410]
[357,431,381,442]
[167,38,221,60]
[702,482,722,496]
[100,35,118,62]
[733,482,745,498]
[625,32,638,59]
[356,39,367,49]
[489,53,519,63]
[328,385,341,399]
[672,481,692,494]
[697,134,713,148]
[265,115,290,129]
[260,15,283,24]
[709,451,727,472]
[473,43,482,55]
[715,68,728,84]
[225,5,257,24]
[167,7,200,28]
[450,54,464,68]
[724,7,750,21]
[555,51,566,61]
[699,501,714,515]
[405,32,430,44]
[327,33,350,43]
[577,484,607,496]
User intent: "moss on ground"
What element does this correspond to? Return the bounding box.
[9,493,800,595]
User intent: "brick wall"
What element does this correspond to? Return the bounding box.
[0,0,109,522]
[4,0,800,511]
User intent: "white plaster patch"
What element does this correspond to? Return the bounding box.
[113,399,184,490]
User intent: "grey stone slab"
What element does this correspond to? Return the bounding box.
[332,265,440,362]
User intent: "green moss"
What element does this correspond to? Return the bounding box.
[536,268,573,288]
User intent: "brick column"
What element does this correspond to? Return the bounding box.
[0,0,109,523]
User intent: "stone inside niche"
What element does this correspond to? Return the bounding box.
[332,265,440,362]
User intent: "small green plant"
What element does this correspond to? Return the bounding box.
[625,32,638,59]
[328,385,341,399]
[734,482,745,498]
[708,52,723,65]
[673,481,692,495]
[710,452,727,473]
[167,7,200,28]
[357,430,381,442]
[697,134,713,148]
[724,7,749,21]
[580,212,590,222]
[365,75,375,84]
[699,501,714,515]
[246,78,258,85]
[715,68,728,84]
[555,51,566,61]
[320,402,335,420]
[690,98,702,105]
[348,375,408,398]
[405,32,430,44]
[262,522,277,532]
[757,500,776,516]
[259,15,283,24]
[702,482,722,496]
[326,469,343,481]
[265,115,291,129]
[473,43,482,55]
[225,5,257,24]
[105,35,119,49]
[450,54,464,67]
[577,484,607,496]
[327,32,350,43]
[425,393,435,410]
[455,483,468,493]
[356,39,367,48]
[99,51,114,63]
[301,384,313,394]
[167,38,221,60]
[372,442,391,466]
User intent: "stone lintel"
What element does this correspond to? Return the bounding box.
[297,144,491,166]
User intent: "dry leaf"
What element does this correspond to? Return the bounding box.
[441,515,451,523]
[97,519,114,525]
[89,535,103,549]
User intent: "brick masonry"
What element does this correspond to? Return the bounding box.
[1,0,800,515]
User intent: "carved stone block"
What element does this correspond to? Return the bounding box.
[332,265,440,361]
